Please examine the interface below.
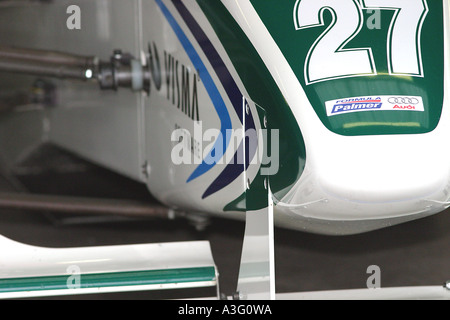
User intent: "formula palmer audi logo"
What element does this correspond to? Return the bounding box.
[326,95,425,116]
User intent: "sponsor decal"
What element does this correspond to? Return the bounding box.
[326,95,424,117]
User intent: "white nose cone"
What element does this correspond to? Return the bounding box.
[275,133,450,234]
[317,134,448,206]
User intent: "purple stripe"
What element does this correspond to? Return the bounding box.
[171,0,258,198]
[172,0,244,123]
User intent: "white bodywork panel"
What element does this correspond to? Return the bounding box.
[0,235,218,299]
[0,0,449,236]
[224,0,450,234]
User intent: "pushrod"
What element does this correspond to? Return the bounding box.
[0,192,172,218]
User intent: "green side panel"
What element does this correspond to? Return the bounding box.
[251,0,444,136]
[0,267,216,293]
[196,0,306,207]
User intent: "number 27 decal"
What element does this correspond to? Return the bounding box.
[294,0,429,85]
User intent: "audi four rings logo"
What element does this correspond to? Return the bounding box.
[388,97,420,104]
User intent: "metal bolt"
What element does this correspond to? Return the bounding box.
[113,49,122,60]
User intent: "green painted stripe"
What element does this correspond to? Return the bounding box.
[0,267,216,293]
[196,0,306,205]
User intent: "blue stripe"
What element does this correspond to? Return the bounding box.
[172,0,244,124]
[171,0,258,199]
[202,105,259,198]
[155,0,232,182]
